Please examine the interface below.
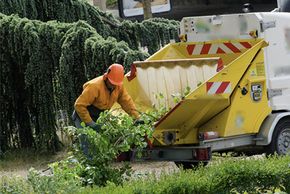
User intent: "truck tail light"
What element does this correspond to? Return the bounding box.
[196,148,211,160]
[199,131,219,140]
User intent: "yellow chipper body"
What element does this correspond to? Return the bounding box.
[123,39,272,162]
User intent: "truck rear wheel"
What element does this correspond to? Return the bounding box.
[267,118,290,155]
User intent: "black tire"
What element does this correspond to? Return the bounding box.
[266,118,290,155]
[175,161,208,169]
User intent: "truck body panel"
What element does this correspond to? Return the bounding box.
[260,13,290,111]
[200,49,271,137]
[180,12,290,111]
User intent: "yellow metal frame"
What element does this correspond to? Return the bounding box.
[122,39,271,146]
[149,39,271,145]
[147,39,259,66]
[200,48,271,137]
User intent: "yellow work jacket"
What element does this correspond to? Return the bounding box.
[74,75,139,123]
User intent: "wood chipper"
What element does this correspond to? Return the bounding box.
[122,11,290,165]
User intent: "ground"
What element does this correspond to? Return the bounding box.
[0,150,68,178]
[0,149,178,179]
[0,146,265,180]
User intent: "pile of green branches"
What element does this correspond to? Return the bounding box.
[0,0,179,54]
[0,13,147,153]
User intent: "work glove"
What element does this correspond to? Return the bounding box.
[133,119,145,126]
[86,121,101,131]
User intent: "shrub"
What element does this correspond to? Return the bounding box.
[0,176,33,194]
[27,164,83,194]
[90,155,290,194]
[2,155,290,193]
[25,110,154,189]
[70,110,153,186]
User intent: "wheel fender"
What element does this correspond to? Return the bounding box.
[256,112,290,146]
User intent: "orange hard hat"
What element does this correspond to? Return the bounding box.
[104,64,124,86]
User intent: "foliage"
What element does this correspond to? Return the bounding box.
[171,86,191,104]
[2,155,289,193]
[70,110,152,186]
[0,13,147,153]
[0,0,179,153]
[0,0,180,54]
[27,165,83,194]
[90,155,290,194]
[23,109,157,189]
[106,0,118,7]
[0,176,33,194]
[23,102,167,188]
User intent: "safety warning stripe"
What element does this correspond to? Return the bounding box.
[206,81,231,94]
[186,42,252,55]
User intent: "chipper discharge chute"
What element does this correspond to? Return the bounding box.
[123,39,270,162]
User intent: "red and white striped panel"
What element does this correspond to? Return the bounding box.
[206,82,231,94]
[186,42,252,55]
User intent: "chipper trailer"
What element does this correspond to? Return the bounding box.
[122,10,290,166]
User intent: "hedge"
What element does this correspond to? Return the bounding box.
[1,156,289,194]
[93,155,290,194]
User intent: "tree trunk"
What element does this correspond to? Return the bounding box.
[142,0,152,20]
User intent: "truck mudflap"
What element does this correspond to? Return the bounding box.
[141,146,211,162]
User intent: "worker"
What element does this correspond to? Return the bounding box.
[72,63,140,131]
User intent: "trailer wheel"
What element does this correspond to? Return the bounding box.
[174,161,208,169]
[267,119,290,155]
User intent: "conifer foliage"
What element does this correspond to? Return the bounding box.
[0,0,179,153]
[0,0,179,54]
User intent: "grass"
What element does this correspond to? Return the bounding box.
[1,150,290,194]
[0,148,68,177]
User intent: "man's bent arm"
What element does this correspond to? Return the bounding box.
[117,87,139,119]
[74,84,98,123]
